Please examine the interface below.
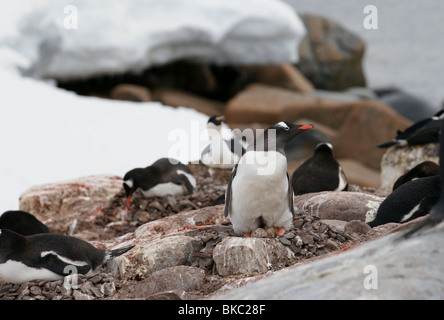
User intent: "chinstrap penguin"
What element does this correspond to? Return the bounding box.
[123,157,197,207]
[377,109,444,148]
[0,229,134,283]
[392,160,439,191]
[367,176,440,228]
[224,121,313,236]
[201,115,246,169]
[0,210,49,236]
[291,142,348,195]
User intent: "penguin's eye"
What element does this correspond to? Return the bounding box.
[284,127,289,131]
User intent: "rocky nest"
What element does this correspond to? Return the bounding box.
[1,163,393,300]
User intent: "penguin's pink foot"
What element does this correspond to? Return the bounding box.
[276,227,286,237]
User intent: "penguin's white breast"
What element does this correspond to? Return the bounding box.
[0,260,64,283]
[231,151,289,217]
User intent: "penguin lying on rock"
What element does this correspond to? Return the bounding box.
[377,109,444,148]
[0,229,134,283]
[367,176,440,228]
[291,142,348,195]
[123,158,197,207]
[224,121,313,237]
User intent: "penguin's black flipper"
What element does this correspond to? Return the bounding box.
[32,252,92,276]
[174,173,196,194]
[376,140,399,148]
[224,164,238,218]
[287,173,294,216]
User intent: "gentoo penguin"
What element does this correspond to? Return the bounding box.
[224,121,313,236]
[0,229,134,283]
[0,210,49,236]
[402,117,444,238]
[123,158,197,207]
[291,142,348,195]
[201,115,246,169]
[367,176,440,228]
[392,160,439,191]
[377,109,444,148]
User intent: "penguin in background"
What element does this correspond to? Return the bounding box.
[392,160,439,191]
[291,142,348,196]
[224,121,313,237]
[0,210,49,236]
[201,115,246,169]
[123,158,197,207]
[402,117,444,238]
[0,229,134,283]
[377,109,444,148]
[367,176,440,228]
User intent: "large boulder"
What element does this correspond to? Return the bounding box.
[294,191,385,223]
[296,13,367,91]
[379,143,439,191]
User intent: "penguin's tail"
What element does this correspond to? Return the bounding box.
[108,245,135,258]
[376,140,397,148]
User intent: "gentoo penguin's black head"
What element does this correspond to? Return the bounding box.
[314,142,334,155]
[207,115,225,127]
[123,167,160,207]
[251,122,313,153]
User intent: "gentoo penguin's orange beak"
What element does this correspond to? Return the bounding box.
[298,125,313,130]
[126,194,132,208]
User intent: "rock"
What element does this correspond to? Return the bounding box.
[124,235,203,279]
[151,87,225,116]
[344,220,371,235]
[331,100,412,169]
[110,84,152,102]
[214,222,444,299]
[294,191,384,223]
[337,158,381,189]
[133,266,205,299]
[18,175,123,240]
[213,237,292,276]
[225,83,345,126]
[236,63,314,93]
[296,13,366,91]
[379,143,439,191]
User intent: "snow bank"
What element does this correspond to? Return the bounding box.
[6,0,306,80]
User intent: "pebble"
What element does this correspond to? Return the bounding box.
[0,270,120,301]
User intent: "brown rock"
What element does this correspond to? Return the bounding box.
[110,84,151,102]
[296,14,366,91]
[332,100,412,169]
[294,191,384,223]
[133,266,205,298]
[337,158,381,188]
[151,87,225,116]
[237,63,314,93]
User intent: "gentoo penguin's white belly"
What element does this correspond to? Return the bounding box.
[230,151,293,235]
[0,260,63,283]
[143,182,185,197]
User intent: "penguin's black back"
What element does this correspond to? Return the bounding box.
[291,144,343,195]
[23,233,106,270]
[392,161,439,191]
[368,176,440,227]
[0,210,49,236]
